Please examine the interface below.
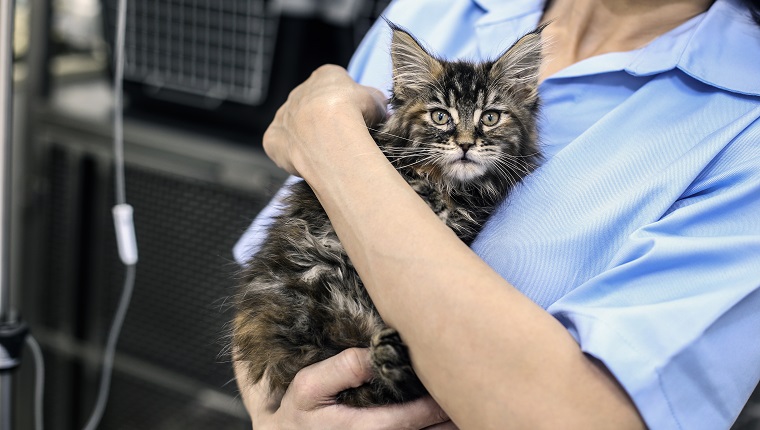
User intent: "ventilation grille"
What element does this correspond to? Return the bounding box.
[38,143,279,428]
[99,161,269,391]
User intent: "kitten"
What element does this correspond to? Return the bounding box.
[233,23,544,407]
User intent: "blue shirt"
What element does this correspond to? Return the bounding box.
[234,1,760,428]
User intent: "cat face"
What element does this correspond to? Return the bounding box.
[383,24,543,187]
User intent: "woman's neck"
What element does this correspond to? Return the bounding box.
[539,0,714,81]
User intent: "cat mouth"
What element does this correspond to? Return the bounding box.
[455,154,479,165]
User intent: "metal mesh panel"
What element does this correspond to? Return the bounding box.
[99,162,270,392]
[35,143,278,428]
[102,0,278,106]
[41,146,78,327]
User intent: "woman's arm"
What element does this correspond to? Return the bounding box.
[263,65,647,429]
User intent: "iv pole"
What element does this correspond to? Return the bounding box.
[0,0,28,429]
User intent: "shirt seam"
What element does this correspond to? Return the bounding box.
[657,372,686,430]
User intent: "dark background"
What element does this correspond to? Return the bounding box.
[11,1,389,428]
[6,0,760,429]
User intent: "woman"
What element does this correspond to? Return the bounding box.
[233,0,760,428]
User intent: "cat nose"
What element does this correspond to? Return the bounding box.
[458,142,474,153]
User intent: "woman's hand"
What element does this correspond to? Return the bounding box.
[234,348,456,430]
[262,65,387,178]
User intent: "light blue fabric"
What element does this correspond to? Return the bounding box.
[234,1,760,428]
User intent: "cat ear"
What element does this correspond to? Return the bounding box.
[490,24,547,105]
[387,21,443,97]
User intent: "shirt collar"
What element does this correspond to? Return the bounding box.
[672,0,760,96]
[472,0,760,97]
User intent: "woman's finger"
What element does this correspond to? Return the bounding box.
[290,348,374,409]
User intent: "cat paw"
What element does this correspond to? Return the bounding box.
[371,328,411,383]
[336,328,427,406]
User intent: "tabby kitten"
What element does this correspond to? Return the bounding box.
[233,23,543,407]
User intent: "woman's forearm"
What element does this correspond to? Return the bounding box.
[263,66,645,429]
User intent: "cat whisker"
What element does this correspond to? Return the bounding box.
[367,126,422,144]
[381,146,440,154]
[383,147,445,160]
[496,160,534,178]
[390,153,442,170]
[492,161,533,184]
[496,153,538,171]
[479,146,541,160]
[492,159,533,190]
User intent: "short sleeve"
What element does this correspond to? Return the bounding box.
[548,122,760,429]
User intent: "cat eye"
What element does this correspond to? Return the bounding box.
[480,111,501,127]
[430,110,451,125]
